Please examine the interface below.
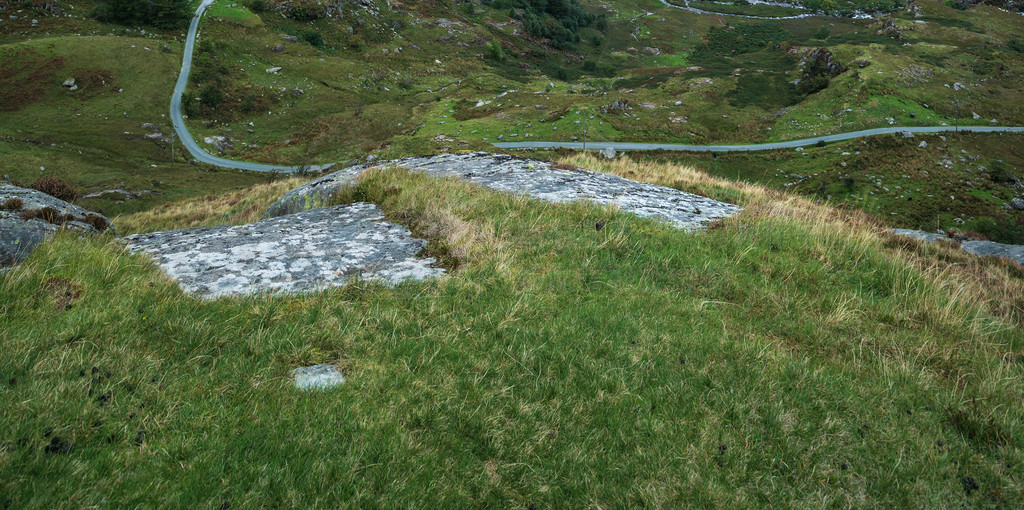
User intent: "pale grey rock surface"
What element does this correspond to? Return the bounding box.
[0,185,113,266]
[892,228,1024,266]
[293,364,345,389]
[266,152,741,230]
[125,203,443,298]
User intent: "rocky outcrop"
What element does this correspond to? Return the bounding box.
[892,229,1024,267]
[265,152,742,231]
[0,185,113,267]
[125,203,443,299]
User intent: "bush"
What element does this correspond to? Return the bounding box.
[247,0,267,13]
[486,40,505,61]
[199,84,224,108]
[814,26,831,40]
[2,198,23,211]
[301,30,324,47]
[29,177,78,203]
[84,214,111,232]
[92,0,190,30]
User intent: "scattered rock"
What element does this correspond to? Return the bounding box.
[293,364,345,390]
[266,67,282,74]
[125,203,442,298]
[601,147,617,159]
[283,35,299,42]
[918,141,927,148]
[643,47,661,56]
[1,185,114,267]
[1011,198,1024,211]
[892,229,1024,266]
[272,44,285,52]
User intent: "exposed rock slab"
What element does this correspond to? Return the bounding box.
[267,152,741,230]
[125,203,443,298]
[892,229,1024,266]
[1,185,113,267]
[293,364,345,390]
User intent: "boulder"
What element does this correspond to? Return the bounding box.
[265,152,742,231]
[125,203,442,298]
[1011,197,1024,211]
[0,185,114,266]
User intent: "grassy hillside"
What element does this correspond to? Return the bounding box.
[3,156,1024,506]
[3,0,1022,238]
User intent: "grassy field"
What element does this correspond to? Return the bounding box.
[2,0,1024,502]
[3,156,1024,506]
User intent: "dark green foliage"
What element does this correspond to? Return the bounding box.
[29,177,78,203]
[486,40,505,61]
[690,23,792,61]
[1009,38,1024,54]
[814,26,831,40]
[484,0,595,50]
[91,0,190,30]
[301,30,324,47]
[943,0,969,9]
[988,161,1018,184]
[797,74,831,95]
[287,1,322,21]
[247,0,268,13]
[727,73,802,108]
[199,84,224,108]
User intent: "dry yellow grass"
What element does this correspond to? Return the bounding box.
[113,178,308,235]
[561,153,1024,329]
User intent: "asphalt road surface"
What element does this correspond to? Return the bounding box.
[493,126,1024,153]
[171,0,333,173]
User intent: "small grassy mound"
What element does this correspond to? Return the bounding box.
[2,157,1023,506]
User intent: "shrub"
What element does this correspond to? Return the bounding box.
[29,177,78,203]
[814,26,831,40]
[247,0,267,13]
[486,40,505,61]
[301,30,324,47]
[84,214,111,232]
[20,207,69,225]
[2,197,23,211]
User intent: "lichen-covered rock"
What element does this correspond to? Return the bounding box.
[266,152,742,230]
[125,203,443,298]
[892,229,1024,266]
[0,184,114,266]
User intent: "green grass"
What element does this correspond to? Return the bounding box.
[2,161,1024,506]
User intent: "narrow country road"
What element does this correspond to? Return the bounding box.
[171,0,334,173]
[170,1,1024,169]
[494,126,1024,153]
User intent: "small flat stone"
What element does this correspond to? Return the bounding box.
[293,364,344,389]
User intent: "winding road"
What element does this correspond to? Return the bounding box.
[171,0,334,173]
[170,1,1024,171]
[494,126,1024,153]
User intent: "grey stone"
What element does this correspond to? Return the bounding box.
[283,35,299,42]
[0,185,113,267]
[1011,197,1024,211]
[125,203,442,298]
[918,141,927,148]
[293,364,345,390]
[266,152,741,231]
[892,228,1024,266]
[601,147,617,159]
